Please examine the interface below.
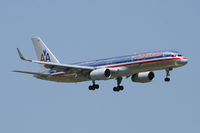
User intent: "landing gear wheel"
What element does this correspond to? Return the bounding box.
[165,77,170,82]
[165,68,172,82]
[113,85,124,92]
[113,77,124,92]
[113,87,118,92]
[119,86,124,91]
[88,80,99,91]
[94,84,99,89]
[89,85,95,90]
[89,85,92,90]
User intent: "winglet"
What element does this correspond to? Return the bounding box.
[17,48,25,60]
[16,48,32,62]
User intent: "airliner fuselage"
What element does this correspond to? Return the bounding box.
[37,50,187,83]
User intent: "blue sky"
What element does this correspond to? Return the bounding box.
[1,0,200,133]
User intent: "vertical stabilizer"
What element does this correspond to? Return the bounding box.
[32,37,60,70]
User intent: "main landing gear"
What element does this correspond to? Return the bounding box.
[165,68,173,82]
[88,80,99,90]
[88,77,124,92]
[113,77,124,92]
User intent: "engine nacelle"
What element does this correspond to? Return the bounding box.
[90,69,111,80]
[131,71,155,83]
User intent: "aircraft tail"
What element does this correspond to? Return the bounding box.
[32,37,60,70]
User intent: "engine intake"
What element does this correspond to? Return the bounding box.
[131,71,155,83]
[90,69,111,80]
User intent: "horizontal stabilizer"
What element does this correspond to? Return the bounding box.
[12,70,48,76]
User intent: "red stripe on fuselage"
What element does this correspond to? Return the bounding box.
[52,73,65,76]
[181,57,187,59]
[106,57,182,68]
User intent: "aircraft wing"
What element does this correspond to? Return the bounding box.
[32,60,94,73]
[16,48,95,73]
[12,70,49,76]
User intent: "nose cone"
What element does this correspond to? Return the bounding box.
[180,57,188,65]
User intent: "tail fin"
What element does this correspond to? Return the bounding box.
[32,37,60,70]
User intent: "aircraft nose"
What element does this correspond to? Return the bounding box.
[180,57,188,65]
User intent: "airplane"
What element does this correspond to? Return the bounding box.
[13,37,188,92]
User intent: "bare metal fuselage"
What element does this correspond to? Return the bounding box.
[35,54,187,83]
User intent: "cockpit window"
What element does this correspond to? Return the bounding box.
[178,54,182,57]
[172,55,176,57]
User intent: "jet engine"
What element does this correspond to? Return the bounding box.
[131,71,155,83]
[90,69,111,80]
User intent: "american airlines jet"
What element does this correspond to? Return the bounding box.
[13,37,188,92]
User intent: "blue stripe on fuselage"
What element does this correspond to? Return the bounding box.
[49,70,60,74]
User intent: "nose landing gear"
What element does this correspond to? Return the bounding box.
[165,68,173,82]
